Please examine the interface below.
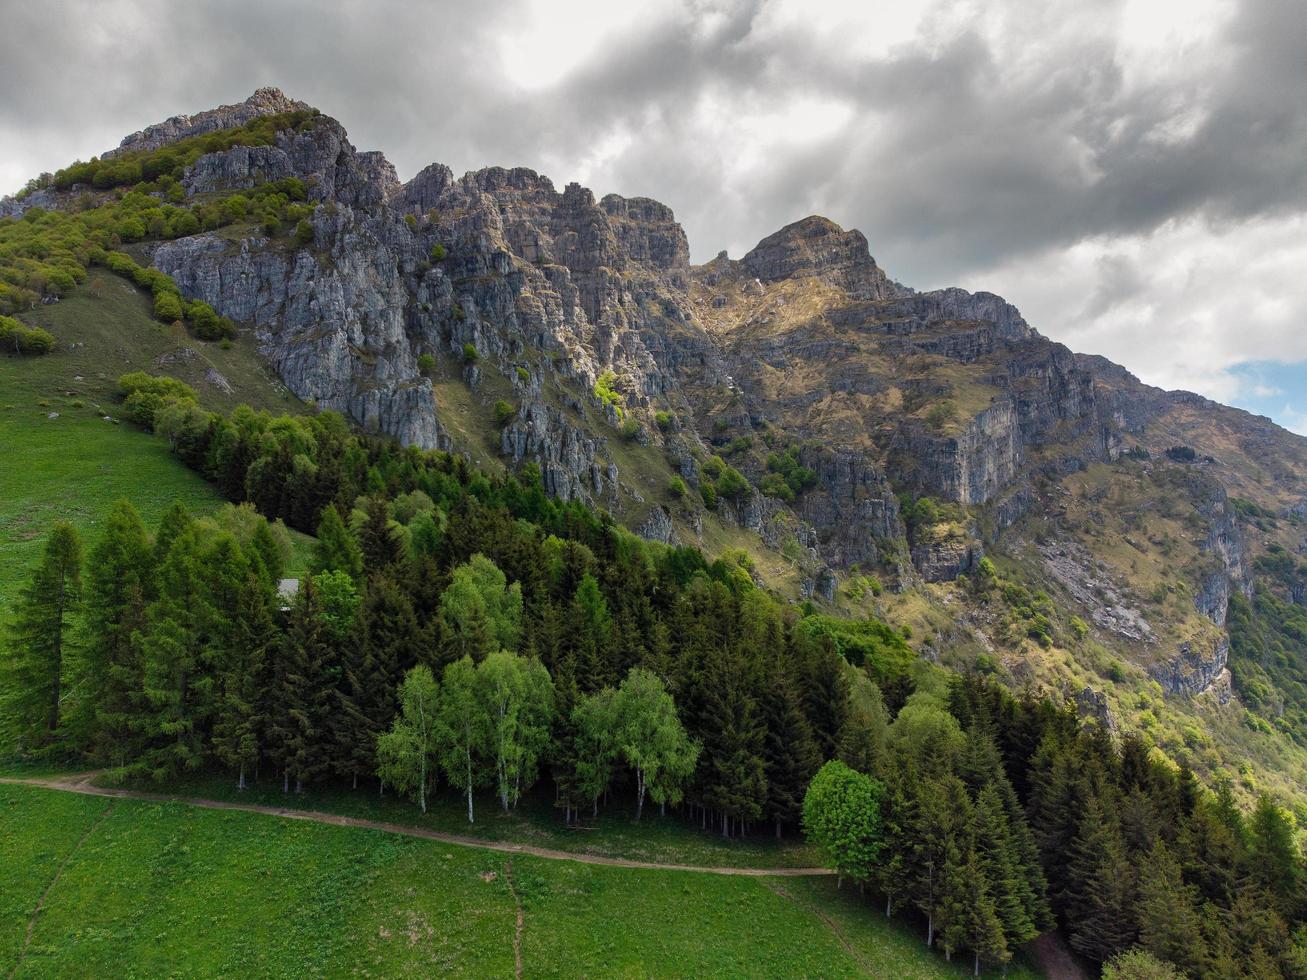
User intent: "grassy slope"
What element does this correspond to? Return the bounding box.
[140,771,821,870]
[0,783,1037,978]
[0,269,309,606]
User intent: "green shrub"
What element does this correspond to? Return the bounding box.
[294,219,314,246]
[700,481,718,510]
[619,418,641,441]
[417,353,436,377]
[118,371,199,430]
[0,316,55,355]
[593,370,624,419]
[461,342,478,363]
[404,214,418,230]
[516,366,530,384]
[1070,615,1089,640]
[493,399,516,427]
[430,243,447,261]
[668,476,687,497]
[153,291,184,323]
[655,410,672,431]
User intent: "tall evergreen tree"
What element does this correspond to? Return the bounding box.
[338,577,413,788]
[79,500,153,762]
[212,574,277,788]
[1065,794,1137,962]
[312,505,363,580]
[3,522,81,744]
[762,664,820,837]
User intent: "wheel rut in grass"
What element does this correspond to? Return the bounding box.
[0,774,835,878]
[10,800,115,979]
[504,859,525,980]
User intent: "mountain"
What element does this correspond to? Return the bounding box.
[6,88,1307,800]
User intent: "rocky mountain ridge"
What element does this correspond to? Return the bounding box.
[9,89,1307,732]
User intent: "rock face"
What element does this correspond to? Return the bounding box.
[1151,637,1230,698]
[106,88,311,157]
[32,89,1307,648]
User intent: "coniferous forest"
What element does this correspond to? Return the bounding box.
[5,392,1307,979]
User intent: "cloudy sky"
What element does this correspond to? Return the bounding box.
[4,0,1306,432]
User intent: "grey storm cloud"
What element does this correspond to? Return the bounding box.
[5,0,1306,283]
[6,0,1307,426]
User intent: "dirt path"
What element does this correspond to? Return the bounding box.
[10,799,115,979]
[0,774,834,879]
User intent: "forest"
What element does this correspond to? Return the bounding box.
[4,385,1307,979]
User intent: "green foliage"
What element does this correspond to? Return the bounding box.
[48,111,320,193]
[762,445,817,500]
[516,365,530,384]
[493,399,516,427]
[461,342,477,363]
[439,555,523,660]
[416,353,436,377]
[1,523,81,747]
[593,369,624,419]
[654,410,673,431]
[611,668,698,820]
[294,218,314,246]
[668,476,687,498]
[376,664,441,813]
[1101,949,1185,980]
[793,615,915,686]
[924,400,957,432]
[117,371,198,430]
[429,243,447,262]
[0,315,55,355]
[802,760,884,884]
[1229,585,1307,745]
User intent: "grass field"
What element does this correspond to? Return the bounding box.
[0,269,310,606]
[0,782,1040,978]
[136,771,822,870]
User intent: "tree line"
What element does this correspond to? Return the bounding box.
[4,393,1306,977]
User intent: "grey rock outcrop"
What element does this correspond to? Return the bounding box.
[1151,636,1230,698]
[106,87,310,158]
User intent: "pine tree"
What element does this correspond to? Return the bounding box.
[339,577,413,788]
[699,651,767,835]
[135,529,248,780]
[1065,794,1137,962]
[972,782,1040,952]
[80,500,153,762]
[355,496,403,570]
[953,847,1010,976]
[212,574,276,788]
[1248,794,1303,915]
[836,670,888,775]
[267,578,334,792]
[762,664,820,837]
[1135,842,1207,975]
[3,523,81,744]
[312,504,363,580]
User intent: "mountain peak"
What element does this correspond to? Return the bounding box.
[106,87,313,159]
[740,215,895,300]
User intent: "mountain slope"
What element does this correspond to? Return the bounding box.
[5,88,1307,803]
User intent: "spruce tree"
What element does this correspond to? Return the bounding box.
[339,577,413,788]
[1065,794,1137,962]
[762,665,820,837]
[699,650,767,835]
[356,496,403,570]
[212,574,277,788]
[80,499,153,761]
[3,522,81,744]
[313,504,364,580]
[1135,842,1207,975]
